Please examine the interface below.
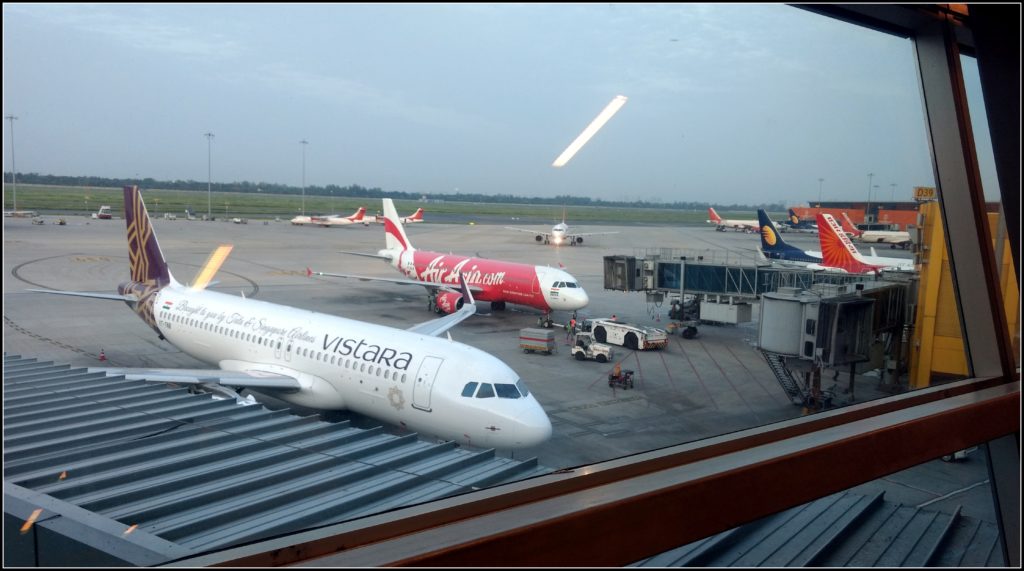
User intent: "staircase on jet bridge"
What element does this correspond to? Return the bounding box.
[760,350,807,404]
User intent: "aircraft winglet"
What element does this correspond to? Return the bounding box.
[458,272,474,306]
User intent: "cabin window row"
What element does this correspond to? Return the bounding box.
[160,309,407,382]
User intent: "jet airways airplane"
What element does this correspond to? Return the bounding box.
[786,208,818,233]
[838,212,912,249]
[706,207,759,233]
[756,209,829,270]
[504,209,618,246]
[311,198,589,317]
[28,186,552,449]
[291,206,366,227]
[817,213,916,273]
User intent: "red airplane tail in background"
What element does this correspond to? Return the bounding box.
[816,213,883,275]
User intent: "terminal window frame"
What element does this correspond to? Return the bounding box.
[178,6,1018,567]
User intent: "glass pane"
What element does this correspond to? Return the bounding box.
[5,4,1004,561]
[959,54,1021,368]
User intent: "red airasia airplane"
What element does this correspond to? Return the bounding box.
[309,199,590,318]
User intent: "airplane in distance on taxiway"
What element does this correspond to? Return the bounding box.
[504,207,618,246]
[706,207,759,233]
[27,185,551,449]
[291,206,367,227]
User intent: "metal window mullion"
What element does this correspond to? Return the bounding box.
[912,17,1014,379]
[912,16,1020,567]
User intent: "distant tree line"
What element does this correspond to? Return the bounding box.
[5,172,785,212]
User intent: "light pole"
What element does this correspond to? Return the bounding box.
[205,132,215,220]
[866,172,874,222]
[300,140,308,216]
[5,115,17,212]
[890,183,897,201]
[817,178,824,207]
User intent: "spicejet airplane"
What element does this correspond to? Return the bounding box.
[839,211,912,249]
[370,207,424,224]
[706,207,759,233]
[27,186,552,449]
[311,198,589,317]
[504,208,618,246]
[817,213,916,273]
[290,206,366,227]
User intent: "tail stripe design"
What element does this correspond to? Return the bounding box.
[817,213,880,274]
[383,198,415,252]
[839,212,863,237]
[121,185,172,336]
[124,185,170,286]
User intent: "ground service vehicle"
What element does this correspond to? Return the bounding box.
[519,328,556,355]
[608,368,635,389]
[571,332,612,363]
[579,318,669,350]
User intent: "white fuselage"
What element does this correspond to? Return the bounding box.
[855,230,911,245]
[151,285,552,448]
[550,223,569,245]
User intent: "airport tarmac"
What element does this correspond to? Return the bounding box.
[3,213,995,527]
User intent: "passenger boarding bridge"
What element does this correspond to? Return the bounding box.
[603,249,915,409]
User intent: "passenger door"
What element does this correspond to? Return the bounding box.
[412,356,444,412]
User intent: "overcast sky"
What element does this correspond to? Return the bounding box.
[2,4,999,205]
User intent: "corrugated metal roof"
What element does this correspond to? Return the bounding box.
[633,490,1006,567]
[3,354,551,564]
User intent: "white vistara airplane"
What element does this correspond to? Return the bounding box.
[27,185,552,449]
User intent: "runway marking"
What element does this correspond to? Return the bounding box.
[4,316,92,357]
[696,337,760,422]
[722,342,791,406]
[672,336,720,410]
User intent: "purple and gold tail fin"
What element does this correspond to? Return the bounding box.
[123,185,172,287]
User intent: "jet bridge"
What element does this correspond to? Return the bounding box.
[603,253,913,409]
[603,253,872,325]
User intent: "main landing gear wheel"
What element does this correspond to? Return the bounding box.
[491,301,506,311]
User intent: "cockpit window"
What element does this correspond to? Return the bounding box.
[461,382,478,397]
[494,383,521,399]
[565,282,578,288]
[554,281,565,288]
[475,383,495,398]
[516,379,530,397]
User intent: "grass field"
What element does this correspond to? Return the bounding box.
[3,184,781,225]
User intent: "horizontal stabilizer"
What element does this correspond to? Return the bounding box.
[337,250,392,260]
[26,288,137,302]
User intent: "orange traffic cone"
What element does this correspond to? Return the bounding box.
[98,349,107,362]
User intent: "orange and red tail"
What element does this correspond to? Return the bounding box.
[817,213,882,274]
[707,207,723,223]
[839,212,863,237]
[349,207,366,221]
[408,208,424,221]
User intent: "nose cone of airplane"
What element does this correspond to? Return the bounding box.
[555,287,588,311]
[511,406,553,448]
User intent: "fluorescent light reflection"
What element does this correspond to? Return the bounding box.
[552,95,628,167]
